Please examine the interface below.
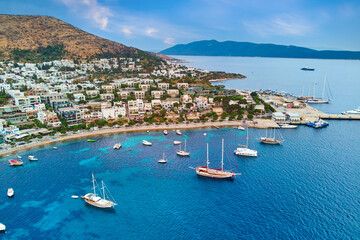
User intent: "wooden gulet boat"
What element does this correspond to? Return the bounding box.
[82,173,117,209]
[260,128,284,145]
[193,139,239,179]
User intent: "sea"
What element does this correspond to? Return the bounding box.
[0,56,359,240]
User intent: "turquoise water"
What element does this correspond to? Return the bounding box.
[177,56,360,114]
[1,57,359,239]
[0,125,359,239]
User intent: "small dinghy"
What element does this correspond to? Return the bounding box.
[0,223,6,233]
[71,195,79,199]
[7,188,14,198]
[142,140,152,146]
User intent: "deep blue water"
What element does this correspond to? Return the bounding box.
[1,124,359,239]
[176,56,360,114]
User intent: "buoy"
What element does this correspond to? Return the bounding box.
[129,149,132,151]
[258,154,260,156]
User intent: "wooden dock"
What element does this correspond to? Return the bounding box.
[319,114,360,120]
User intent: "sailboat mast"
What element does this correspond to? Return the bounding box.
[313,80,316,99]
[102,180,105,200]
[92,173,96,195]
[184,139,186,152]
[322,76,326,100]
[206,143,209,169]
[221,139,224,171]
[246,127,249,147]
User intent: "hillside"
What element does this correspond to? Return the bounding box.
[160,40,360,60]
[0,15,146,61]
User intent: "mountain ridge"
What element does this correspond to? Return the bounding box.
[159,40,360,60]
[0,14,143,60]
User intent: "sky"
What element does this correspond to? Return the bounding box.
[1,0,360,52]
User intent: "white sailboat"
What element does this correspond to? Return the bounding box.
[164,130,168,135]
[173,141,182,145]
[234,128,258,157]
[176,130,182,135]
[83,173,117,209]
[158,153,167,163]
[177,139,190,156]
[307,77,330,104]
[193,139,239,179]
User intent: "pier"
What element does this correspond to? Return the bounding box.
[319,114,360,120]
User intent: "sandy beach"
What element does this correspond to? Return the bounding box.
[0,119,279,158]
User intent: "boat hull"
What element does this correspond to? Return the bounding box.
[177,151,190,156]
[234,148,258,157]
[196,167,235,179]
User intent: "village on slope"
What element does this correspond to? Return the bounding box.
[0,56,303,149]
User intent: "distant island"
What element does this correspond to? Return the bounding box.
[160,40,360,60]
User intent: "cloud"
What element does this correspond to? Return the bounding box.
[145,28,158,37]
[244,14,312,37]
[58,0,112,30]
[122,28,132,37]
[164,37,175,45]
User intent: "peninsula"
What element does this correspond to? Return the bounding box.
[160,40,360,60]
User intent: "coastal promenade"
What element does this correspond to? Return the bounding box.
[0,119,279,158]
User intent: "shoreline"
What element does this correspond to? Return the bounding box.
[0,119,278,158]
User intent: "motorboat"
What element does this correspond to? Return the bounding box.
[237,126,245,131]
[342,107,360,115]
[164,130,168,135]
[301,66,315,71]
[53,147,58,150]
[280,124,298,129]
[28,155,38,161]
[173,141,182,145]
[176,130,182,135]
[7,188,14,198]
[113,143,122,149]
[306,119,329,128]
[142,140,152,146]
[0,223,6,233]
[82,173,117,209]
[71,195,79,199]
[158,153,167,163]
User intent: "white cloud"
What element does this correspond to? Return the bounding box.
[244,14,312,37]
[145,28,158,37]
[164,37,175,45]
[122,28,132,37]
[58,0,112,30]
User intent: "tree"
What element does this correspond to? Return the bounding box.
[247,113,254,120]
[186,103,193,109]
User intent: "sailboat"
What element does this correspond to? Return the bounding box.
[234,128,258,157]
[8,153,23,166]
[158,153,167,163]
[0,223,5,233]
[82,173,117,209]
[307,77,331,104]
[164,130,168,135]
[177,139,190,156]
[260,128,284,144]
[193,139,239,179]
